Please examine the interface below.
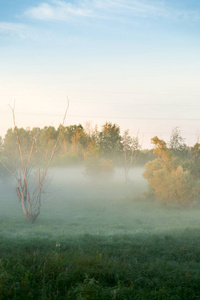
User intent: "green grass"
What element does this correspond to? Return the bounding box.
[1,167,200,299]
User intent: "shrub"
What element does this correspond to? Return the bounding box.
[84,157,114,180]
[144,161,197,209]
[143,137,199,209]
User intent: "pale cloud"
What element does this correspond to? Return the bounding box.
[93,0,200,20]
[93,0,167,17]
[24,0,92,21]
[0,22,54,41]
[23,0,200,22]
[0,22,37,39]
[174,9,200,21]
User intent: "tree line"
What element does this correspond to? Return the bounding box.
[1,120,200,224]
[0,119,144,223]
[0,122,152,174]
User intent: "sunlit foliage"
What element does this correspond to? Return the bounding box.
[143,136,199,209]
[84,141,114,179]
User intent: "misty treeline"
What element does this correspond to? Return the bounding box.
[1,122,200,225]
[0,120,145,223]
[0,121,151,177]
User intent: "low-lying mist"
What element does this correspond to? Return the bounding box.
[1,166,200,239]
[2,166,200,299]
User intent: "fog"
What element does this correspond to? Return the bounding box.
[1,166,200,239]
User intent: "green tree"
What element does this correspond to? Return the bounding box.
[57,124,88,156]
[71,125,88,155]
[83,141,114,179]
[99,122,122,159]
[37,126,58,162]
[84,141,100,160]
[3,127,33,170]
[183,142,200,180]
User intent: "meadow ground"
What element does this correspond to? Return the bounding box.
[1,167,200,299]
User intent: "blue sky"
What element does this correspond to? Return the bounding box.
[0,0,200,147]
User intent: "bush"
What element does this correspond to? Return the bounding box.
[84,157,114,180]
[143,137,199,209]
[144,160,198,209]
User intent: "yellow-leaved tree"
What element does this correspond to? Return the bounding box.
[143,136,198,209]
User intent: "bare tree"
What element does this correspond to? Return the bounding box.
[0,104,69,223]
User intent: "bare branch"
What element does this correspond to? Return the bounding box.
[0,159,20,184]
[40,101,69,190]
[2,101,69,223]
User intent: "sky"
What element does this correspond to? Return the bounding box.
[0,0,200,148]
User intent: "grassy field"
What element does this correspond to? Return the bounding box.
[1,167,200,299]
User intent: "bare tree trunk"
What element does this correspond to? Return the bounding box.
[0,102,69,223]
